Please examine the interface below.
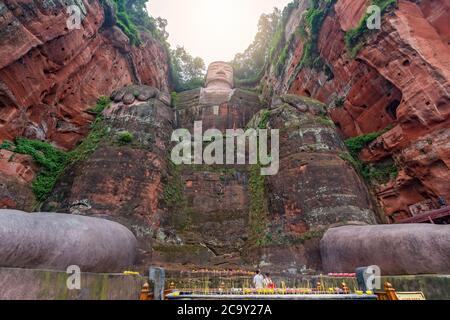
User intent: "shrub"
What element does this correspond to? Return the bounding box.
[258,110,271,129]
[345,131,385,156]
[0,138,69,201]
[69,99,112,165]
[0,140,13,150]
[341,126,398,185]
[0,98,113,202]
[118,131,134,144]
[249,164,269,247]
[90,96,111,114]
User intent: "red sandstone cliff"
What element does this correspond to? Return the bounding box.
[264,0,450,222]
[0,0,170,210]
[0,0,449,273]
[0,0,169,150]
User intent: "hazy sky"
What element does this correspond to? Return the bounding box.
[148,0,291,66]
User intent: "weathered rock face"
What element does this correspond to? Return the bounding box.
[155,165,253,268]
[263,0,450,222]
[0,0,170,212]
[255,95,375,229]
[0,0,169,151]
[0,149,37,211]
[245,95,376,272]
[44,85,174,268]
[321,224,450,275]
[155,69,264,269]
[0,210,137,273]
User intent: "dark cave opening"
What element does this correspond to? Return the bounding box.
[386,99,400,120]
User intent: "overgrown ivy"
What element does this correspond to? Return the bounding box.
[247,112,271,247]
[0,138,70,201]
[162,161,192,232]
[109,0,141,45]
[341,126,398,185]
[344,130,387,156]
[248,164,269,247]
[67,97,111,166]
[258,109,271,129]
[286,0,336,87]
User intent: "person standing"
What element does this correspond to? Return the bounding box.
[253,270,264,289]
[264,273,275,289]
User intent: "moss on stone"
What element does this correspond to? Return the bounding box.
[258,109,271,129]
[162,161,192,232]
[263,227,327,246]
[0,138,69,201]
[68,98,112,165]
[117,131,134,145]
[248,164,269,247]
[286,0,336,87]
[315,115,335,127]
[170,91,179,107]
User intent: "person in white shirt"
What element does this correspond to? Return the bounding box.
[253,270,264,289]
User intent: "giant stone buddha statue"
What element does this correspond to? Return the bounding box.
[175,61,262,131]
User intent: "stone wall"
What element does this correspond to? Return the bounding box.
[0,268,143,300]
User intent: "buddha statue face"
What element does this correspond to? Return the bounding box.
[205,62,234,89]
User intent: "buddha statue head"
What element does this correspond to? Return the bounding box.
[205,61,234,90]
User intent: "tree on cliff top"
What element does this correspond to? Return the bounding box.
[106,1,204,92]
[231,8,281,83]
[109,0,168,44]
[169,46,206,92]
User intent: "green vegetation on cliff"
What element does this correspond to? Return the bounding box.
[117,131,134,144]
[0,98,112,202]
[345,0,398,57]
[102,1,205,93]
[258,109,272,129]
[247,114,271,247]
[341,127,398,185]
[286,0,336,86]
[344,130,387,156]
[0,138,69,201]
[105,0,168,45]
[68,97,111,165]
[248,164,269,247]
[269,1,300,65]
[169,46,206,92]
[162,162,192,232]
[231,6,283,86]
